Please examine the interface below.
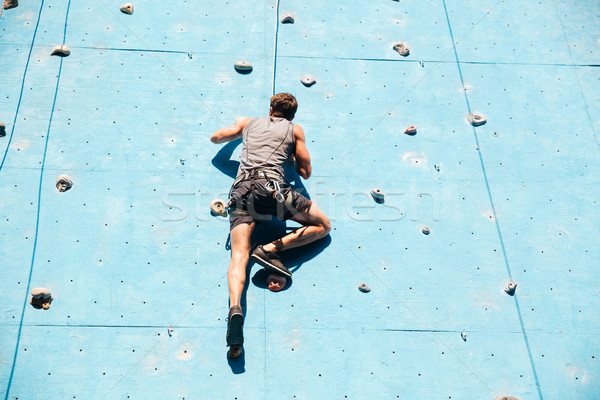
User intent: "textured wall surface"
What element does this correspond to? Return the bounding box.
[1,0,599,399]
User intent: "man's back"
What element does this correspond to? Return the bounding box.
[237,116,295,177]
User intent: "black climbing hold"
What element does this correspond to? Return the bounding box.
[392,42,410,57]
[301,76,316,87]
[504,281,517,296]
[370,188,384,203]
[281,13,294,24]
[3,0,18,10]
[0,122,5,137]
[434,164,440,172]
[358,283,371,293]
[120,3,133,14]
[422,227,430,235]
[234,61,253,74]
[56,175,73,192]
[468,113,487,127]
[404,125,417,135]
[31,287,52,309]
[210,199,227,217]
[461,332,467,341]
[51,45,71,57]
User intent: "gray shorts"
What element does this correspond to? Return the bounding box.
[228,178,312,230]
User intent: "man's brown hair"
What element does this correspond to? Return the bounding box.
[270,93,298,121]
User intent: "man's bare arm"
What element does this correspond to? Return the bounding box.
[293,124,311,179]
[210,117,251,144]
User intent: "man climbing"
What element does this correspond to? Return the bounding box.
[210,93,331,359]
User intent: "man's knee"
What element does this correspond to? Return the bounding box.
[321,215,331,235]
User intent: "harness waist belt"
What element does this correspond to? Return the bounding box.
[232,169,285,187]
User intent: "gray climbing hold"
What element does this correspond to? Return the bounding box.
[120,3,133,14]
[31,287,52,309]
[210,199,227,217]
[301,76,316,87]
[3,0,18,10]
[56,175,73,192]
[358,283,371,293]
[468,113,487,127]
[370,188,385,203]
[404,125,417,135]
[504,281,517,296]
[234,61,253,73]
[422,227,430,235]
[461,332,467,341]
[0,122,5,137]
[393,42,410,57]
[51,45,71,57]
[494,396,521,400]
[281,13,294,24]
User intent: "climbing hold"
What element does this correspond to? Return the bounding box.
[504,281,517,296]
[392,42,410,57]
[419,60,424,67]
[434,164,440,172]
[422,227,430,235]
[0,122,5,137]
[55,175,73,192]
[30,287,52,310]
[468,113,487,127]
[404,125,417,135]
[51,45,71,57]
[493,396,521,400]
[267,273,287,292]
[179,158,185,165]
[168,327,174,337]
[3,0,18,10]
[461,332,467,341]
[234,61,253,74]
[210,199,227,217]
[300,76,316,87]
[280,13,294,24]
[358,283,371,293]
[370,188,385,203]
[120,3,133,14]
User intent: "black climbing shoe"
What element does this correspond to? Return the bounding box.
[226,305,244,359]
[251,245,292,278]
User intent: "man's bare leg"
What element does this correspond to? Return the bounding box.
[262,203,330,253]
[227,221,255,359]
[228,221,256,307]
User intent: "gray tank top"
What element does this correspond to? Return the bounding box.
[237,116,295,177]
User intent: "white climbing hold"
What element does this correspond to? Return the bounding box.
[358,283,371,293]
[31,287,52,309]
[56,174,73,192]
[300,76,316,87]
[422,227,430,235]
[210,199,227,217]
[504,281,517,296]
[280,13,294,24]
[234,61,253,73]
[370,188,385,203]
[468,113,487,127]
[3,0,18,10]
[120,3,133,14]
[51,45,71,57]
[404,125,417,135]
[461,332,467,341]
[0,122,5,137]
[393,41,410,57]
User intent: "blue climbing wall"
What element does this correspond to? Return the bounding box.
[1,0,599,399]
